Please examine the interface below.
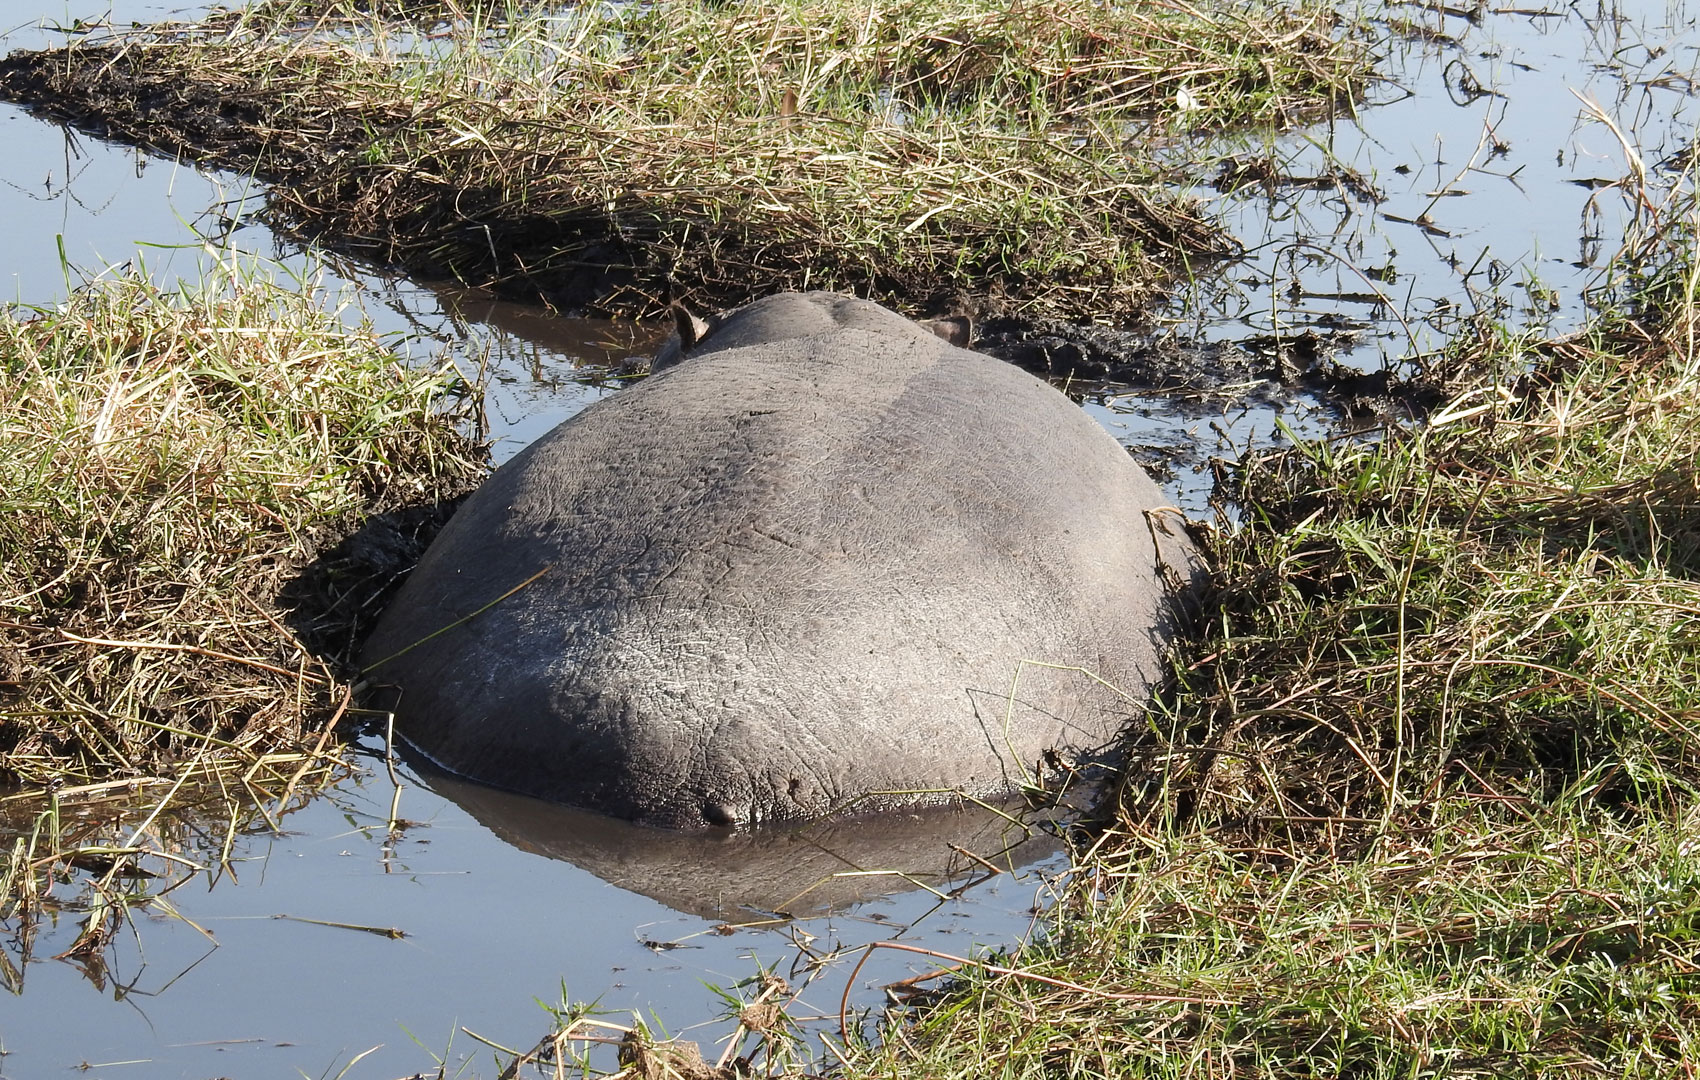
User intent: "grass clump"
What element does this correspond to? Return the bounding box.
[0,258,483,954]
[0,0,1370,319]
[858,809,1700,1077]
[1179,302,1700,833]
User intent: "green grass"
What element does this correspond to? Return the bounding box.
[0,256,483,954]
[860,804,1700,1077]
[0,0,1370,320]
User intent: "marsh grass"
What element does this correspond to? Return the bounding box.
[857,804,1700,1077]
[1172,296,1700,837]
[0,257,483,961]
[0,0,1370,319]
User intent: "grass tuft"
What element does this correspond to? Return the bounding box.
[0,257,484,953]
[1169,286,1700,839]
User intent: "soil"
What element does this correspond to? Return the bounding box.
[279,491,480,678]
[975,315,1443,421]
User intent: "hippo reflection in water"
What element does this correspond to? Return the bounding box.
[424,768,1064,919]
[360,292,1199,828]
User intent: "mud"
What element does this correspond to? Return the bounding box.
[278,492,478,674]
[974,316,1442,421]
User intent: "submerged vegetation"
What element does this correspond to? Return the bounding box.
[0,0,1369,319]
[0,259,482,955]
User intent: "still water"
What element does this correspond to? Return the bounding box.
[8,739,1065,1078]
[1,2,1695,1077]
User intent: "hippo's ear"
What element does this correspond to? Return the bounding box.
[652,301,713,371]
[672,301,712,350]
[921,315,972,348]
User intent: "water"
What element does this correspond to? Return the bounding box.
[1090,2,1700,512]
[1186,2,1698,354]
[5,740,1067,1079]
[3,3,1698,1077]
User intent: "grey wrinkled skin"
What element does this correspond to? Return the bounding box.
[361,292,1199,829]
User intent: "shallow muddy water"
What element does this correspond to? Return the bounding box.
[3,3,1698,1078]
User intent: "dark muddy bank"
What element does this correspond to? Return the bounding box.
[976,316,1447,422]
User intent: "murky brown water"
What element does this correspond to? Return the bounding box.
[2,2,1696,1077]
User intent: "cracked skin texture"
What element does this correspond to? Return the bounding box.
[360,292,1199,828]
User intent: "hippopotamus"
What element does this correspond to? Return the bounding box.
[360,292,1198,829]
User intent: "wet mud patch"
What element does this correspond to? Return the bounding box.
[952,314,1454,489]
[278,492,478,676]
[975,315,1437,411]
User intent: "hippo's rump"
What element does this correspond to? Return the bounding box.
[361,294,1195,827]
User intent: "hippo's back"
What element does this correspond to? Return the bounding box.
[361,292,1196,827]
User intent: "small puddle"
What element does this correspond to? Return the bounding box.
[2,3,1697,1077]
